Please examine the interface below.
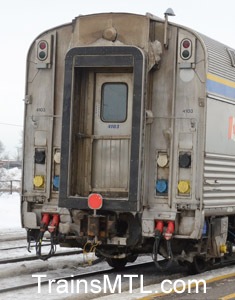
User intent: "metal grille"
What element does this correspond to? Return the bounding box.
[203,153,235,208]
[198,33,235,81]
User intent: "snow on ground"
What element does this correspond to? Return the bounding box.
[0,167,22,231]
[0,167,21,182]
[0,192,21,229]
[0,167,21,192]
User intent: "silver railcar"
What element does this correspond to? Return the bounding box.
[22,11,235,271]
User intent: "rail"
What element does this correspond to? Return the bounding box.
[0,249,84,265]
[0,180,21,194]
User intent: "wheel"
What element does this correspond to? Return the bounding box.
[188,256,208,274]
[106,257,128,270]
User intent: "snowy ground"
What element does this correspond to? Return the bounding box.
[0,192,21,229]
[0,167,21,193]
[0,167,22,229]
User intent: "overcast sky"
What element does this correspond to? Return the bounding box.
[1,0,235,158]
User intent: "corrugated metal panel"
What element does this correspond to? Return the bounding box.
[91,138,130,191]
[198,33,235,82]
[203,153,235,207]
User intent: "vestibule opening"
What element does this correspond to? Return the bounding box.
[69,67,133,198]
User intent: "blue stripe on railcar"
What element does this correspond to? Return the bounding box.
[207,73,235,100]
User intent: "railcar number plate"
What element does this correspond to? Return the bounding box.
[182,109,193,113]
[36,108,46,112]
[108,124,120,129]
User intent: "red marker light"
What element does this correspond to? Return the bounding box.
[39,41,47,50]
[88,194,103,210]
[183,40,190,48]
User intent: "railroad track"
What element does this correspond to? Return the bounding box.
[0,249,83,265]
[2,253,235,298]
[0,245,26,251]
[0,243,78,251]
[4,257,234,297]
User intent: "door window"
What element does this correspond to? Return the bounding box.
[101,83,128,122]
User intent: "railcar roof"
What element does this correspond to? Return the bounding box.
[33,12,235,85]
[197,32,235,83]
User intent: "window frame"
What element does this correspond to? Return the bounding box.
[100,82,128,123]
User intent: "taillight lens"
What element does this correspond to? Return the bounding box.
[39,41,46,50]
[182,50,190,58]
[183,40,190,48]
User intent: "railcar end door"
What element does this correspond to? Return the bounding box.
[92,73,133,198]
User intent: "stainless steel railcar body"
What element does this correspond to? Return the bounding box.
[22,12,235,268]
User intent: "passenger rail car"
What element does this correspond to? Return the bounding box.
[22,11,235,271]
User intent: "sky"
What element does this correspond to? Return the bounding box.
[1,0,235,158]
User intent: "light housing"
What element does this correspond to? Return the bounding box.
[180,39,192,60]
[37,40,48,61]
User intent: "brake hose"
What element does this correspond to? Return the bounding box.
[35,214,59,261]
[35,230,57,261]
[152,233,174,271]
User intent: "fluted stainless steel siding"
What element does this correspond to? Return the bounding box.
[203,153,235,208]
[198,33,235,82]
[92,138,130,191]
